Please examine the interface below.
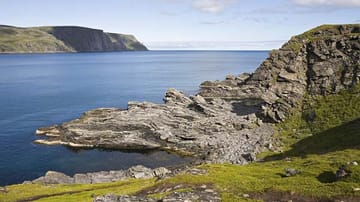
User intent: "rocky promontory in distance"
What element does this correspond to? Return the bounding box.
[35,24,360,165]
[0,25,148,53]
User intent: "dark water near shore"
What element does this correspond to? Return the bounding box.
[0,50,268,185]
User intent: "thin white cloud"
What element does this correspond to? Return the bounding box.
[293,0,360,7]
[200,20,225,25]
[145,40,285,50]
[160,10,180,16]
[192,0,235,13]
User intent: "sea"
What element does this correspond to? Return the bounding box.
[0,50,269,185]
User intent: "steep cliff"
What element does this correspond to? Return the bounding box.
[0,25,147,53]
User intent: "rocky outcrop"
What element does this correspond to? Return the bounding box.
[94,188,221,202]
[0,25,147,53]
[94,183,221,202]
[35,24,360,164]
[35,89,273,164]
[28,165,171,185]
[200,24,360,122]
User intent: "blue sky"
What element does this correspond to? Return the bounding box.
[0,0,359,50]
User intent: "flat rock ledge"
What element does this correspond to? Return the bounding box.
[35,88,274,164]
[26,165,171,185]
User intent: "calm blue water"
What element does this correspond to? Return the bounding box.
[0,51,268,185]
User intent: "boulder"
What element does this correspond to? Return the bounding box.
[127,165,154,179]
[33,171,74,184]
[284,168,301,177]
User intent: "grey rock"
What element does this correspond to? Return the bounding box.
[127,165,155,179]
[94,194,156,202]
[35,88,274,164]
[347,161,359,166]
[185,168,208,175]
[336,165,351,180]
[88,171,116,183]
[74,174,91,184]
[94,184,221,202]
[30,165,171,185]
[284,168,301,177]
[153,167,171,178]
[0,187,7,193]
[33,171,74,184]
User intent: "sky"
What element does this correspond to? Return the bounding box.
[0,0,359,50]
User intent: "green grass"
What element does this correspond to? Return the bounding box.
[163,150,360,198]
[274,83,360,153]
[294,24,359,41]
[0,26,72,53]
[0,179,156,202]
[1,147,359,201]
[283,24,360,52]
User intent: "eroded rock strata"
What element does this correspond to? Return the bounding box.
[35,24,360,164]
[27,165,171,185]
[35,91,273,164]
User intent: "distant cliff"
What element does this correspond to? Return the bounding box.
[0,25,148,53]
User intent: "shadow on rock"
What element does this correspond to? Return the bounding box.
[231,98,263,116]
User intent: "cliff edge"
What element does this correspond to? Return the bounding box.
[0,25,147,53]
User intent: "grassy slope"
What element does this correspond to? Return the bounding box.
[0,26,72,53]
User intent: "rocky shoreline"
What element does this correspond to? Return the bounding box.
[26,165,171,185]
[35,88,274,164]
[25,163,211,185]
[35,24,360,167]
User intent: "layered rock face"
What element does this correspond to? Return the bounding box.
[0,25,147,53]
[200,24,360,122]
[35,24,360,164]
[36,90,273,164]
